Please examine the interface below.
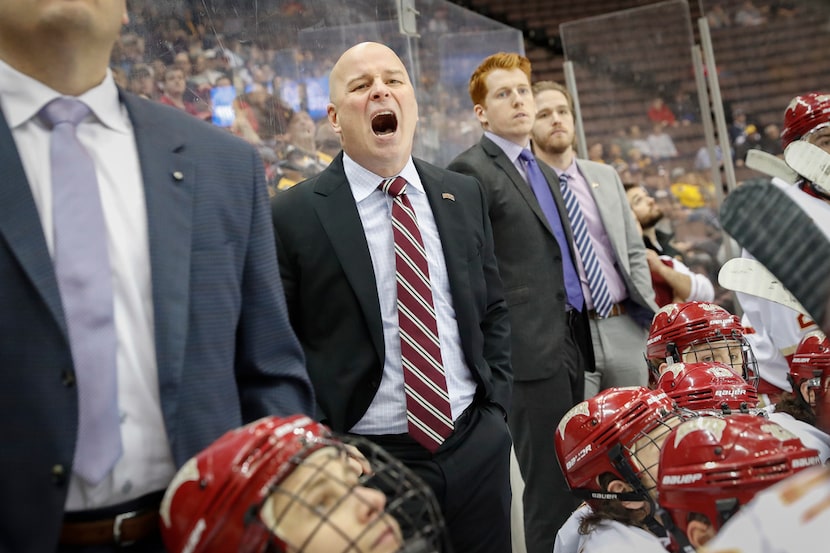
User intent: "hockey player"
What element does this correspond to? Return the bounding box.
[655,361,759,414]
[657,414,821,550]
[736,92,830,406]
[159,415,445,553]
[554,387,693,552]
[646,302,759,388]
[766,331,830,462]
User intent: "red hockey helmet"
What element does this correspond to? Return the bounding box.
[555,387,689,504]
[781,92,830,149]
[159,415,444,553]
[657,362,759,414]
[792,331,830,434]
[646,302,759,389]
[658,414,821,539]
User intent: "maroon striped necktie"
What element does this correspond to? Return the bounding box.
[380,176,453,452]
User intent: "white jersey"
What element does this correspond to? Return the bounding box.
[577,520,667,553]
[554,503,591,553]
[659,254,715,303]
[767,408,830,463]
[703,465,830,553]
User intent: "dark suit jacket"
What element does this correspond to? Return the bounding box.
[0,92,313,552]
[448,136,593,381]
[271,153,511,432]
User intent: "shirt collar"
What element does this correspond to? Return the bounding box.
[344,153,423,203]
[0,58,129,134]
[555,157,580,181]
[484,130,529,163]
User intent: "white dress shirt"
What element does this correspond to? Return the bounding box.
[0,60,175,510]
[344,153,477,435]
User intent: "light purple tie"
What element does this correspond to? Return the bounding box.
[40,98,122,484]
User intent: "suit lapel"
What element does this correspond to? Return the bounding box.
[122,93,195,383]
[416,160,467,294]
[0,105,66,334]
[312,156,384,362]
[481,136,557,236]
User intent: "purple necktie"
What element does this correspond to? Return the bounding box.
[518,149,584,311]
[40,98,122,483]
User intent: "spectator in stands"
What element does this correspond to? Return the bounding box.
[127,62,157,99]
[672,91,697,125]
[275,110,333,191]
[628,124,652,157]
[158,67,202,117]
[694,143,725,171]
[625,183,714,307]
[647,123,678,160]
[607,142,627,168]
[759,123,784,156]
[587,141,605,164]
[647,97,677,127]
[189,51,223,87]
[706,4,732,28]
[734,1,767,26]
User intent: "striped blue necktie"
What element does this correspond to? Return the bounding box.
[558,173,614,318]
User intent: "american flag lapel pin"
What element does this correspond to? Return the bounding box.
[591,182,600,189]
[442,192,456,201]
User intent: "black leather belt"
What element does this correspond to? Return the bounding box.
[61,491,164,546]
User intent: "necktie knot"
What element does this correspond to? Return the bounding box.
[518,149,536,165]
[559,172,570,186]
[380,176,407,198]
[38,97,90,129]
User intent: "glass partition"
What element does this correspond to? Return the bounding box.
[561,0,730,308]
[119,0,524,193]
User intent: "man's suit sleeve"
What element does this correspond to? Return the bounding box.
[235,149,314,419]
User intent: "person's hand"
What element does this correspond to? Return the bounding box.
[646,249,665,273]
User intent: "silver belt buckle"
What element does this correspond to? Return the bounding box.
[113,510,139,547]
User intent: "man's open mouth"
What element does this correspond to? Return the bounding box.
[372,111,398,136]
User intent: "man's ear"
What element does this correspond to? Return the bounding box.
[474,104,488,127]
[801,379,817,407]
[326,104,341,136]
[687,518,716,549]
[606,479,646,510]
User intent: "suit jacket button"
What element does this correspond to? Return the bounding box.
[52,464,66,485]
[61,370,75,387]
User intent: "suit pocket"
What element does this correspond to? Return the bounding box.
[504,285,530,306]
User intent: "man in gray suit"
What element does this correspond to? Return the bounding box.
[530,80,657,399]
[448,53,592,553]
[0,1,313,550]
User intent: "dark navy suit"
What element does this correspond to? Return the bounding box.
[0,92,314,552]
